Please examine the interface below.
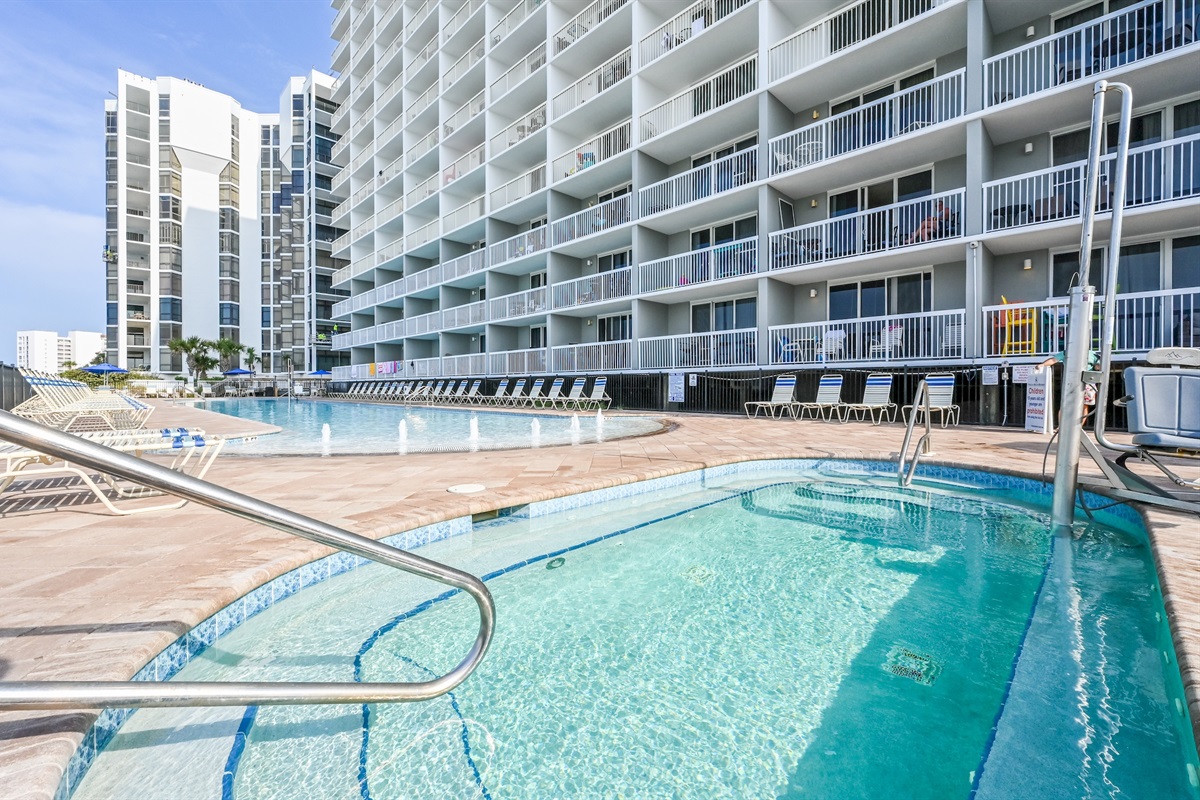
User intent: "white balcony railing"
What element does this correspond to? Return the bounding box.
[489,286,548,320]
[490,104,547,155]
[488,347,547,375]
[491,42,547,101]
[332,365,353,380]
[444,0,484,42]
[379,154,404,185]
[639,330,757,370]
[769,309,966,365]
[351,215,375,242]
[769,0,952,83]
[984,0,1197,107]
[640,148,757,216]
[490,164,547,209]
[491,0,541,44]
[981,289,1200,359]
[552,194,631,245]
[409,356,442,377]
[376,238,404,266]
[409,36,439,72]
[554,0,629,54]
[444,90,486,137]
[552,341,633,372]
[407,128,439,166]
[640,0,753,65]
[638,237,758,293]
[406,264,442,293]
[552,48,631,118]
[640,56,756,140]
[489,227,548,265]
[406,173,439,208]
[443,194,485,231]
[442,249,487,282]
[445,143,486,186]
[443,36,486,90]
[377,196,405,226]
[443,353,487,376]
[442,300,489,329]
[552,119,631,182]
[408,81,439,122]
[770,188,965,271]
[552,266,634,309]
[406,218,439,251]
[983,134,1200,232]
[404,0,436,44]
[406,310,442,337]
[769,69,965,175]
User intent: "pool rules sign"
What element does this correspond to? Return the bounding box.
[1025,368,1053,434]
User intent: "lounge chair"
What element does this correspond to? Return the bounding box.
[485,379,511,406]
[539,377,566,408]
[560,378,586,410]
[1116,348,1200,489]
[745,374,798,419]
[523,378,547,408]
[796,374,845,421]
[903,373,960,427]
[580,376,612,410]
[505,378,528,407]
[840,372,897,424]
[15,370,154,432]
[456,379,482,405]
[868,325,904,359]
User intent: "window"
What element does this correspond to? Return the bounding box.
[599,314,631,342]
[106,303,118,325]
[530,271,546,288]
[159,297,182,322]
[1116,242,1162,293]
[159,195,180,221]
[597,185,631,203]
[1053,111,1163,165]
[691,136,757,168]
[219,280,240,303]
[530,325,545,348]
[219,303,240,326]
[159,272,182,296]
[1052,249,1105,296]
[691,215,757,250]
[1173,235,1200,287]
[692,296,756,332]
[598,249,631,272]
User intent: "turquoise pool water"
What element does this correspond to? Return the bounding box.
[199,398,662,455]
[72,464,1199,798]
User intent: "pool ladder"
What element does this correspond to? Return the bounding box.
[897,379,934,487]
[0,409,495,710]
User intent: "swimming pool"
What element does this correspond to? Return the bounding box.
[199,398,663,455]
[69,461,1199,798]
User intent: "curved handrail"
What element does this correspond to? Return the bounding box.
[897,380,933,487]
[0,409,495,710]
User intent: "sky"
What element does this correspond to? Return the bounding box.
[0,0,338,363]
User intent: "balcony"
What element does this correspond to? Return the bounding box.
[408,81,439,123]
[553,0,629,54]
[442,250,487,283]
[769,69,965,176]
[638,237,757,294]
[769,309,965,366]
[983,135,1199,233]
[488,347,547,375]
[491,164,547,210]
[491,0,541,44]
[984,0,1198,107]
[551,194,631,245]
[640,0,753,66]
[442,194,485,232]
[640,55,756,140]
[490,104,547,156]
[376,239,404,268]
[489,227,548,266]
[489,287,548,321]
[444,90,486,138]
[445,144,486,188]
[407,310,442,336]
[406,263,442,294]
[443,353,487,376]
[126,310,150,321]
[406,218,439,251]
[551,119,631,182]
[769,0,952,83]
[639,330,757,370]
[125,282,147,295]
[443,36,485,91]
[981,288,1199,359]
[443,0,484,43]
[377,196,405,226]
[552,267,633,309]
[407,356,442,378]
[552,48,631,118]
[442,300,488,329]
[407,128,439,166]
[491,42,547,101]
[406,173,439,209]
[770,188,965,272]
[640,148,757,217]
[408,36,439,73]
[332,365,353,380]
[552,341,632,372]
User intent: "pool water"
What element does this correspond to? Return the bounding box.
[198,398,662,455]
[73,466,1199,799]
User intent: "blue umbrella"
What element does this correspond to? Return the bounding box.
[82,362,128,386]
[309,369,332,376]
[223,368,253,376]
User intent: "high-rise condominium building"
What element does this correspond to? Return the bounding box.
[106,71,346,376]
[17,330,106,372]
[327,0,1198,394]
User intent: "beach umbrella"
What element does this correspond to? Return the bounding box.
[309,369,332,377]
[82,363,128,385]
[223,368,253,376]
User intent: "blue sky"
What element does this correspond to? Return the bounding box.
[0,0,337,363]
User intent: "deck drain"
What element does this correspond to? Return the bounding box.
[447,483,486,494]
[884,645,941,686]
[682,565,715,586]
[546,557,566,570]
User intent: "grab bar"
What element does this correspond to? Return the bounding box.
[0,409,495,710]
[897,379,934,487]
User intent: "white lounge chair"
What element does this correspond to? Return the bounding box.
[560,378,586,410]
[796,374,845,421]
[505,378,528,407]
[522,378,547,408]
[485,379,511,406]
[903,373,960,427]
[840,372,897,424]
[540,377,566,408]
[456,379,483,405]
[580,376,612,410]
[745,374,798,419]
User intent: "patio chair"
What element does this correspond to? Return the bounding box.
[523,378,548,408]
[796,374,845,421]
[445,380,468,404]
[457,379,483,405]
[485,379,511,406]
[745,374,798,419]
[14,370,154,432]
[819,330,847,361]
[902,373,960,427]
[868,325,905,359]
[840,372,897,425]
[580,376,612,411]
[560,378,586,410]
[538,377,566,408]
[505,378,528,407]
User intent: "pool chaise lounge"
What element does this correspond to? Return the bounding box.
[745,374,798,419]
[902,373,960,427]
[840,373,898,425]
[796,374,845,421]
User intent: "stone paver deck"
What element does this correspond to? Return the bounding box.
[1,400,1196,797]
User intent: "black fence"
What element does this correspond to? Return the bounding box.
[0,363,31,412]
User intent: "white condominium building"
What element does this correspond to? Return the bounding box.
[327,0,1199,389]
[17,330,106,372]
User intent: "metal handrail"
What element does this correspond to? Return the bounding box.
[897,379,933,487]
[0,409,495,710]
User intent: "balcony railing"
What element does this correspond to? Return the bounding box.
[444,0,484,42]
[404,356,439,378]
[406,218,439,251]
[489,287,548,320]
[490,227,548,266]
[769,309,965,365]
[376,239,404,266]
[983,134,1200,232]
[443,36,486,90]
[443,194,485,232]
[377,196,405,226]
[404,0,436,44]
[332,365,353,380]
[984,0,1197,107]
[491,0,541,44]
[638,237,757,293]
[408,81,439,123]
[553,341,632,372]
[640,330,757,370]
[442,249,487,282]
[443,353,487,376]
[769,0,951,82]
[552,194,631,245]
[552,119,631,182]
[491,164,547,209]
[769,69,965,175]
[490,104,547,155]
[491,42,547,101]
[406,173,439,208]
[444,90,486,137]
[552,266,633,309]
[640,0,754,65]
[407,310,442,336]
[442,300,489,329]
[407,264,442,293]
[489,347,547,375]
[640,55,756,140]
[554,0,629,54]
[352,215,375,241]
[332,231,351,252]
[770,188,965,271]
[640,148,757,216]
[409,36,439,72]
[981,288,1199,358]
[552,48,631,118]
[445,143,486,186]
[379,154,404,185]
[407,128,439,166]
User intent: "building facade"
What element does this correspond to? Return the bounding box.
[326,0,1198,388]
[17,330,106,372]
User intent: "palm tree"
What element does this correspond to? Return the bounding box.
[244,346,260,375]
[167,336,210,387]
[193,352,220,382]
[212,337,245,373]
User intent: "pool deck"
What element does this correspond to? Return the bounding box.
[1,399,1197,797]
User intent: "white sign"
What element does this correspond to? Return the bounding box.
[982,366,999,386]
[668,372,685,403]
[689,373,697,387]
[1012,364,1034,384]
[1025,368,1053,434]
